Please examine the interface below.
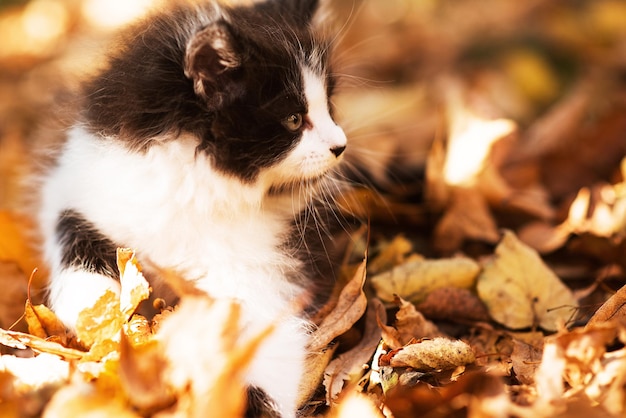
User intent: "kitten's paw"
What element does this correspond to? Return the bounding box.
[47,269,120,329]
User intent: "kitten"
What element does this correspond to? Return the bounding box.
[37,0,347,416]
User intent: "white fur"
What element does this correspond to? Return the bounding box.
[39,67,345,416]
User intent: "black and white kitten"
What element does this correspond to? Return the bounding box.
[37,0,347,416]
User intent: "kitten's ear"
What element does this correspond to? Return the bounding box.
[285,0,333,29]
[185,21,241,107]
[292,0,320,24]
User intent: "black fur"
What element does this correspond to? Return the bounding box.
[56,209,119,278]
[83,0,334,182]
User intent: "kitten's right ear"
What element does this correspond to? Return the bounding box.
[185,21,241,107]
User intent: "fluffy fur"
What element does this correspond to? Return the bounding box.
[37,0,347,416]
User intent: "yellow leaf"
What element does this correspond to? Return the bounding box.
[0,211,45,280]
[117,249,150,320]
[24,301,67,344]
[388,338,475,371]
[477,230,578,331]
[76,290,124,350]
[43,382,141,418]
[0,328,84,360]
[370,255,480,303]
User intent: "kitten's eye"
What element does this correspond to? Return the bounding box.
[282,113,304,132]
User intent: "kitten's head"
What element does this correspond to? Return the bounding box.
[186,0,347,192]
[85,0,346,197]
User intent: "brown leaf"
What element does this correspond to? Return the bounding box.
[510,338,543,385]
[433,187,500,253]
[24,301,67,345]
[387,338,475,371]
[324,299,384,404]
[309,257,367,352]
[119,334,174,413]
[385,371,507,418]
[587,284,626,328]
[415,287,491,323]
[390,296,442,349]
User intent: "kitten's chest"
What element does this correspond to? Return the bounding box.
[45,128,305,303]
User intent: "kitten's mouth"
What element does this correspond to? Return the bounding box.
[267,174,327,196]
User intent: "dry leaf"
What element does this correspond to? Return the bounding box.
[43,382,141,418]
[24,301,67,345]
[119,334,174,413]
[510,338,543,385]
[414,287,491,323]
[433,187,500,253]
[117,248,150,320]
[309,257,367,352]
[0,211,44,280]
[76,289,124,350]
[370,255,480,303]
[587,284,626,328]
[378,296,441,350]
[0,328,85,360]
[386,338,475,371]
[477,230,578,331]
[368,235,414,275]
[324,299,384,404]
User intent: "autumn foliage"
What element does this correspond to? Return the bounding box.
[1,0,626,417]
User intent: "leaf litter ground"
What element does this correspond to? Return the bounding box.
[1,0,626,417]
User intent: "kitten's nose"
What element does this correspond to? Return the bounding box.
[330,145,346,158]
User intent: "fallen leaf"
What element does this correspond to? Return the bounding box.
[477,230,579,331]
[386,338,476,371]
[510,338,543,385]
[75,289,124,351]
[43,382,141,418]
[433,187,501,253]
[368,235,414,275]
[0,328,84,360]
[324,299,384,404]
[370,254,480,303]
[309,257,368,352]
[587,284,626,328]
[385,371,508,418]
[414,287,491,323]
[119,334,174,413]
[118,248,150,320]
[24,301,67,345]
[378,296,441,350]
[0,211,44,281]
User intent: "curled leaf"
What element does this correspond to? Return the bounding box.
[387,338,475,371]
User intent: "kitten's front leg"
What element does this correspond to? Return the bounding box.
[48,269,121,329]
[47,209,121,329]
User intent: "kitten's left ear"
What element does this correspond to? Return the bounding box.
[185,21,241,108]
[291,0,319,24]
